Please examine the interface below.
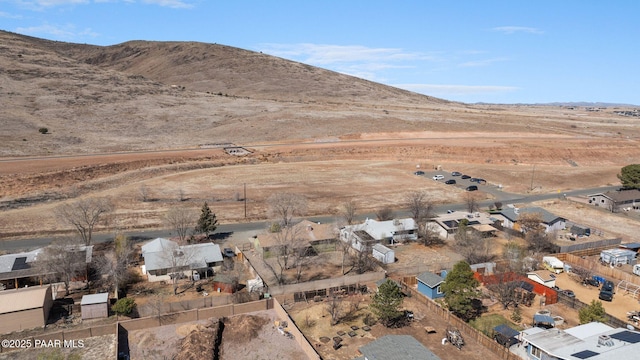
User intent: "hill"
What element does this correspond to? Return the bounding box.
[1,30,462,156]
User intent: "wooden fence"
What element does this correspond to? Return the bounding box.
[402,283,520,360]
[556,253,640,289]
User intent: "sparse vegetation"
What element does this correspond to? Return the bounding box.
[112,297,137,316]
[38,127,49,134]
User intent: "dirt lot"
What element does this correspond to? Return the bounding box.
[288,290,498,360]
[0,335,116,360]
[127,310,306,360]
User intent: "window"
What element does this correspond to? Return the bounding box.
[530,346,542,359]
[437,285,442,294]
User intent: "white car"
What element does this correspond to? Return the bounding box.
[432,175,444,180]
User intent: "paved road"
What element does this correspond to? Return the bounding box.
[0,185,620,253]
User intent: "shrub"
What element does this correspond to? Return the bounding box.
[112,297,136,316]
[38,127,49,134]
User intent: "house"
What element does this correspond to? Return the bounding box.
[355,335,441,360]
[372,244,395,264]
[527,270,557,288]
[600,248,636,266]
[253,220,335,257]
[428,211,500,240]
[0,246,93,291]
[81,293,109,320]
[498,206,566,233]
[521,322,640,360]
[416,271,445,299]
[0,286,53,333]
[141,238,224,282]
[340,218,417,252]
[587,189,640,212]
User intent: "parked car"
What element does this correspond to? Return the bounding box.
[560,289,575,298]
[445,179,456,185]
[461,174,471,179]
[414,170,425,176]
[432,175,445,180]
[451,171,462,176]
[466,185,478,191]
[599,280,614,301]
[223,248,236,257]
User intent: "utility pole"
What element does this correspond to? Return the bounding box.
[244,183,247,218]
[530,164,536,191]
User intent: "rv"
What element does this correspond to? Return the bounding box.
[543,256,564,274]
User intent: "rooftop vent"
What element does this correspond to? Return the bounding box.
[598,335,614,347]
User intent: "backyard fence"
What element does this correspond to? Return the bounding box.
[557,252,640,289]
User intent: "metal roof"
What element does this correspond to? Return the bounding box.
[81,293,109,305]
[358,335,441,360]
[142,241,223,272]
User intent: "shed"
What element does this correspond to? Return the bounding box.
[527,270,556,288]
[416,271,445,299]
[570,224,591,237]
[0,286,53,333]
[81,293,109,320]
[493,324,520,347]
[372,244,395,264]
[600,249,636,266]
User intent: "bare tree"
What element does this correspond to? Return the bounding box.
[165,206,196,244]
[486,271,521,310]
[55,198,112,245]
[97,233,135,299]
[406,191,434,244]
[138,184,150,202]
[263,224,306,284]
[465,193,480,213]
[339,200,358,225]
[351,243,375,274]
[454,220,495,264]
[36,237,86,296]
[422,222,444,246]
[375,206,395,221]
[326,296,343,326]
[267,193,307,227]
[518,213,555,252]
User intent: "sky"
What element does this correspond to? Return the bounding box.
[1,1,639,105]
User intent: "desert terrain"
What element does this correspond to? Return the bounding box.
[1,30,640,240]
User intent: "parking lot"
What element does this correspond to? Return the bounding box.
[414,169,514,200]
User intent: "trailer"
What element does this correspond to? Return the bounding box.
[600,249,636,266]
[542,256,564,274]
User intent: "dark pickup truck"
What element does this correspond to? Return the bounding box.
[599,280,614,301]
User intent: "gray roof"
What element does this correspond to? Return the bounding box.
[143,241,223,272]
[81,293,109,305]
[372,243,393,254]
[416,272,444,288]
[358,335,440,360]
[500,207,564,224]
[141,238,177,254]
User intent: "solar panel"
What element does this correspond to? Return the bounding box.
[610,330,640,343]
[11,257,29,271]
[571,350,599,359]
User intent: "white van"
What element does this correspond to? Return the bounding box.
[433,175,445,180]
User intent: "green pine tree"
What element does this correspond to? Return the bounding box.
[579,300,606,324]
[370,279,404,327]
[195,202,218,238]
[441,261,481,321]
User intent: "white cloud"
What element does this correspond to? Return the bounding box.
[394,84,519,96]
[459,57,509,67]
[259,43,434,65]
[11,0,193,9]
[16,23,98,39]
[493,26,543,35]
[141,0,193,8]
[0,10,23,18]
